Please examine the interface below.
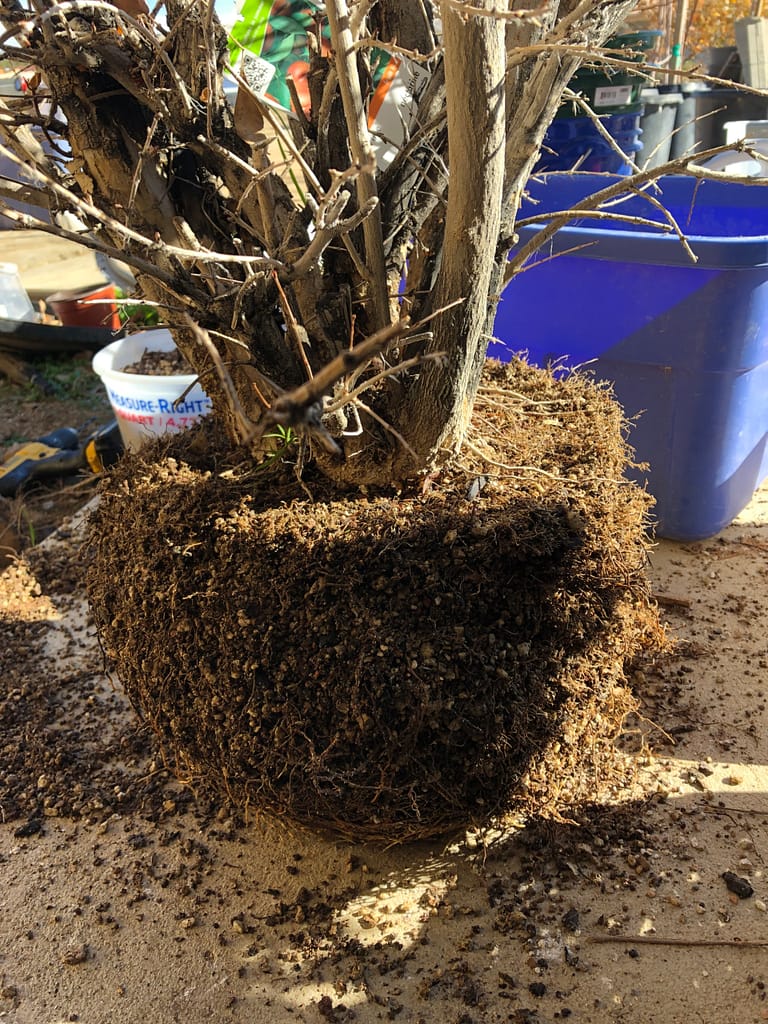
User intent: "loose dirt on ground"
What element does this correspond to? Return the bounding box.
[1,460,768,1024]
[0,359,113,561]
[1,232,768,1024]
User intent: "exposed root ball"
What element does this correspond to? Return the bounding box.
[86,361,663,841]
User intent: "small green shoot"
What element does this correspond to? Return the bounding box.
[257,423,297,470]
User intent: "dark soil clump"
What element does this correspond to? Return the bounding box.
[85,360,664,841]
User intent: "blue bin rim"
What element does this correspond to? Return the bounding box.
[516,172,768,269]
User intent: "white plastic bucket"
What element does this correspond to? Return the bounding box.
[0,261,36,321]
[92,329,213,452]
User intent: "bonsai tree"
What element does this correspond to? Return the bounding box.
[0,0,643,483]
[0,0,673,839]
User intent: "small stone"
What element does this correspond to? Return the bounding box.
[722,872,754,899]
[61,943,89,966]
[562,908,580,933]
[317,995,335,1019]
[755,899,767,913]
[13,819,42,839]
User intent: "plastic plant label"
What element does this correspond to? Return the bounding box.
[240,50,276,96]
[230,0,433,167]
[230,0,328,114]
[593,84,634,108]
[369,58,433,168]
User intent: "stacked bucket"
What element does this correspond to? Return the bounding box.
[536,31,661,174]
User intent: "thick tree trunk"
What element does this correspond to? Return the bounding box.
[382,0,641,480]
[391,0,506,473]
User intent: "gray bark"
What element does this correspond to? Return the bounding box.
[392,0,506,472]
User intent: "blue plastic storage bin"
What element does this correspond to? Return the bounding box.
[536,111,643,174]
[490,173,768,540]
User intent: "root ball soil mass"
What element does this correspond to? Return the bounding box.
[86,361,663,840]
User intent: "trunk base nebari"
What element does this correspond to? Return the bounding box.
[85,360,663,842]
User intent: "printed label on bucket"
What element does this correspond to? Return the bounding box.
[593,84,634,108]
[106,385,213,441]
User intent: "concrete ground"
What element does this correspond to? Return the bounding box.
[5,229,109,304]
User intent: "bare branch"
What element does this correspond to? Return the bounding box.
[514,210,676,231]
[269,317,411,423]
[185,318,256,446]
[272,271,314,381]
[330,349,446,410]
[351,36,443,61]
[505,141,768,285]
[445,0,548,22]
[352,395,418,460]
[0,142,283,274]
[249,317,414,454]
[628,188,698,264]
[326,0,391,331]
[561,87,642,175]
[349,0,377,39]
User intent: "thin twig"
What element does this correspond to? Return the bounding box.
[272,271,314,381]
[352,37,443,62]
[561,87,642,176]
[505,141,768,285]
[268,317,411,422]
[352,395,418,461]
[202,0,218,140]
[0,203,194,299]
[446,0,548,22]
[0,141,284,273]
[589,935,768,949]
[184,318,254,445]
[326,0,390,331]
[627,187,698,264]
[325,350,446,412]
[248,317,413,451]
[515,209,675,232]
[128,112,161,211]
